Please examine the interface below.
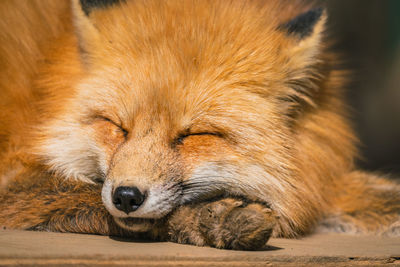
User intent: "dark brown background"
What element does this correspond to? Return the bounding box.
[323,0,400,178]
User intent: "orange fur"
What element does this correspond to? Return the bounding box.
[0,0,399,250]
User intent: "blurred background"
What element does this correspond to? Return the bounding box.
[322,0,400,178]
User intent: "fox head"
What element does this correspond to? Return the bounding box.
[37,0,356,235]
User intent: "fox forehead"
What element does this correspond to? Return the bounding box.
[76,2,296,131]
[82,4,298,88]
[93,0,287,55]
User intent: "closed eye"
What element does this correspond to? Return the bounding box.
[174,132,222,146]
[95,115,129,138]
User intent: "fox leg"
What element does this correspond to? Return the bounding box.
[168,198,277,250]
[319,171,400,236]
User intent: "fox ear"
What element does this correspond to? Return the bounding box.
[279,8,325,40]
[71,0,124,63]
[79,0,123,16]
[280,7,327,69]
[278,8,328,113]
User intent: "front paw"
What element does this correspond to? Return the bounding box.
[168,198,277,250]
[199,199,277,250]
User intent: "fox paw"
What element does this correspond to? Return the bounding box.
[198,199,277,250]
[168,198,277,250]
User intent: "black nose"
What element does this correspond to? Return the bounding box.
[112,186,145,214]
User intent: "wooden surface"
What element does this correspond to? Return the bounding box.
[0,230,399,266]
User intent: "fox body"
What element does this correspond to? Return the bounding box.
[0,0,399,250]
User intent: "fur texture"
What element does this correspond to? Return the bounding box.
[0,0,399,250]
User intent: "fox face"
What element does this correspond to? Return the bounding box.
[36,0,355,234]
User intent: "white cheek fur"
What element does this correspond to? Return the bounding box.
[38,120,103,183]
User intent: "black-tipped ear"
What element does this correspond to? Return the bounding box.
[280,8,324,39]
[79,0,124,16]
[278,8,327,117]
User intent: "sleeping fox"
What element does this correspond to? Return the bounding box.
[0,0,399,250]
